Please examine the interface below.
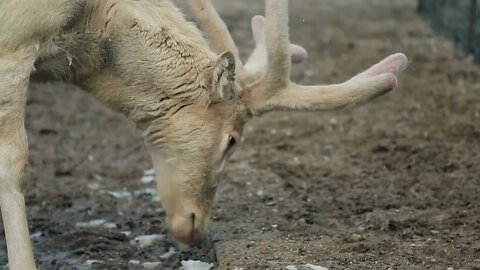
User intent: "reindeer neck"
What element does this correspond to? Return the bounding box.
[32,0,217,128]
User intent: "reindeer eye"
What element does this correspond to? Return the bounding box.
[227,135,236,149]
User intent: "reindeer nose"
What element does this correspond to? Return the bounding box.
[170,213,206,246]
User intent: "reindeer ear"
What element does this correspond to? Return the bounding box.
[211,51,237,102]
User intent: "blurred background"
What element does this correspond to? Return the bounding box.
[419,0,480,63]
[1,0,479,269]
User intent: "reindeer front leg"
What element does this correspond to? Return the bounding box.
[0,53,37,270]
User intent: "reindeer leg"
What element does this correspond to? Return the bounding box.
[0,53,37,270]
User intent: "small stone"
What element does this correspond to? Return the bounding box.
[323,144,334,151]
[350,233,364,242]
[93,174,104,181]
[266,200,276,206]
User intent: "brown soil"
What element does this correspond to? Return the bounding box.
[1,0,479,269]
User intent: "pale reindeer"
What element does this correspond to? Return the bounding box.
[0,0,407,269]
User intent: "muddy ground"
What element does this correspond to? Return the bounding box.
[1,0,479,269]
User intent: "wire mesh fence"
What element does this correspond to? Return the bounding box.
[418,0,480,62]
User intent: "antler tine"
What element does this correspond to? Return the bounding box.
[251,53,408,114]
[245,15,308,73]
[264,0,292,89]
[187,0,244,73]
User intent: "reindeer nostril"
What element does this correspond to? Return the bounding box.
[189,213,195,244]
[190,213,195,226]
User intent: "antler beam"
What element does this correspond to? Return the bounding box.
[187,0,244,73]
[245,0,408,114]
[188,0,408,114]
[245,15,308,73]
[264,0,291,89]
[267,53,408,112]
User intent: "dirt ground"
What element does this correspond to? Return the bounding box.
[1,0,479,269]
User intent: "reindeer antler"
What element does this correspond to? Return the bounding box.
[245,0,408,114]
[187,0,308,76]
[187,0,244,73]
[264,0,291,89]
[245,15,308,73]
[189,0,407,115]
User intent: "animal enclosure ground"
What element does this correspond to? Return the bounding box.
[1,0,479,269]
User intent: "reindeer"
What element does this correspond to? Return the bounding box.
[0,0,407,269]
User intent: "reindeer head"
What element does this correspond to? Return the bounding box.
[147,0,407,246]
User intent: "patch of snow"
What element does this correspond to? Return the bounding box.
[106,190,131,199]
[76,219,107,228]
[93,174,104,181]
[85,260,102,266]
[87,182,100,190]
[103,222,117,229]
[121,231,132,237]
[30,232,43,239]
[181,260,214,270]
[160,247,177,260]
[141,169,156,183]
[134,188,157,197]
[141,175,156,184]
[142,262,161,269]
[305,264,328,270]
[130,234,164,248]
[75,219,117,229]
[286,266,298,270]
[128,260,140,265]
[144,169,156,176]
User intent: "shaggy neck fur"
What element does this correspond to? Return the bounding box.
[32,0,218,128]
